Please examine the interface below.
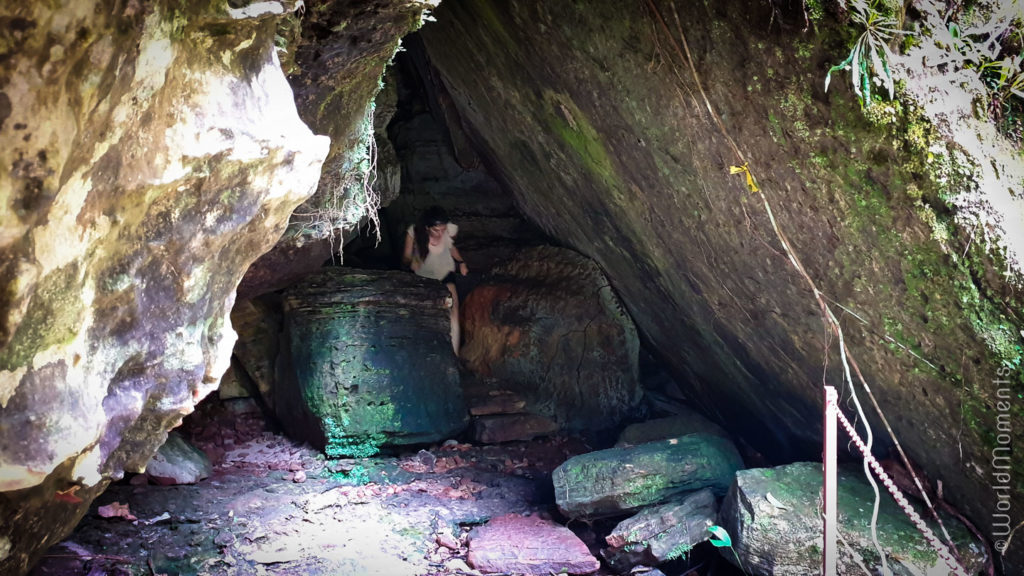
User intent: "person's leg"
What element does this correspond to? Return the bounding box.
[446,281,460,356]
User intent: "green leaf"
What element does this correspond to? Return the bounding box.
[708,525,733,548]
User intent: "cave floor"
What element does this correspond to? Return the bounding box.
[30,398,610,576]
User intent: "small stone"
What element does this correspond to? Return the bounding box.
[436,532,460,550]
[417,449,437,469]
[292,470,306,483]
[214,531,236,547]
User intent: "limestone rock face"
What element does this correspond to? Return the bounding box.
[719,462,987,576]
[278,269,468,456]
[461,246,642,431]
[0,1,333,573]
[239,0,430,297]
[420,0,1024,566]
[552,434,743,518]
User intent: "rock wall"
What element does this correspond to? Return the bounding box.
[419,0,1024,569]
[0,1,336,573]
[239,0,436,296]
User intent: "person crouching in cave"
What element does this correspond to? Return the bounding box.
[402,205,469,355]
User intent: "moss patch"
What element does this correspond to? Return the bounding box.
[0,263,82,372]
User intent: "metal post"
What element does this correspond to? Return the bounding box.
[823,386,838,576]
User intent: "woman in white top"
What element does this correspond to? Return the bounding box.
[402,206,468,354]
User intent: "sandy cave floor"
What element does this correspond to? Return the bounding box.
[30,396,736,576]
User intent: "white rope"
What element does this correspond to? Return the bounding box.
[835,405,969,576]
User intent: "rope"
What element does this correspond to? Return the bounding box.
[640,0,965,566]
[835,403,969,576]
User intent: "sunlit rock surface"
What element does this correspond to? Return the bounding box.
[0,1,329,573]
[278,269,468,456]
[420,0,1024,567]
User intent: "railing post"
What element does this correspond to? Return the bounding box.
[824,386,838,575]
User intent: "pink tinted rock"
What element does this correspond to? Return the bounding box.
[467,513,599,575]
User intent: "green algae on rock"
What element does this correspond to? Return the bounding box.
[553,433,743,518]
[280,269,468,457]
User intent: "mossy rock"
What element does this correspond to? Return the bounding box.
[552,433,743,518]
[280,269,468,456]
[718,462,988,575]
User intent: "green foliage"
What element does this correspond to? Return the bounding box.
[943,5,1024,141]
[274,8,304,76]
[708,525,748,575]
[825,0,905,108]
[708,524,732,548]
[664,541,692,561]
[804,0,825,23]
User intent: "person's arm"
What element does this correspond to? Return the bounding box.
[450,244,468,276]
[402,231,419,271]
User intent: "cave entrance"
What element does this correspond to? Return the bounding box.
[32,26,749,576]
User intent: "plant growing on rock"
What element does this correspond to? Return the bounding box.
[289,103,382,255]
[825,0,905,107]
[943,4,1024,139]
[708,525,748,575]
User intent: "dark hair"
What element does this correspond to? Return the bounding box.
[414,206,450,260]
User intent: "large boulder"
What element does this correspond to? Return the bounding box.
[719,462,987,576]
[0,2,331,573]
[552,433,743,518]
[419,1,1024,569]
[461,246,642,431]
[605,488,718,566]
[278,269,468,456]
